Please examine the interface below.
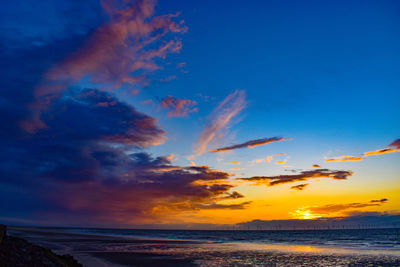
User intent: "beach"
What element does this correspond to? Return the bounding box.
[4,227,400,266]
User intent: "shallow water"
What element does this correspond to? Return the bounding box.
[41,227,400,251]
[8,227,400,266]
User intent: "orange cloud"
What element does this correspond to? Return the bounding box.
[193,90,246,155]
[249,154,275,164]
[239,168,353,186]
[325,155,363,162]
[308,198,388,215]
[224,162,240,165]
[325,139,400,163]
[312,164,320,168]
[209,137,290,153]
[229,167,244,171]
[363,148,398,156]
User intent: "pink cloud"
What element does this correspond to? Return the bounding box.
[193,90,246,155]
[160,95,198,117]
[22,0,187,133]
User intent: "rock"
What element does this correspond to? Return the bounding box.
[0,233,82,267]
[0,224,6,244]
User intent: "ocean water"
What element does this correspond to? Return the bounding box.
[40,227,400,251]
[9,227,400,266]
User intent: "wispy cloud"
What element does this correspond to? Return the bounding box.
[325,139,400,162]
[363,148,398,156]
[325,155,363,162]
[224,162,240,165]
[160,95,197,117]
[192,201,252,210]
[249,155,273,164]
[238,168,353,186]
[308,199,388,215]
[209,137,290,153]
[291,184,308,191]
[193,90,246,155]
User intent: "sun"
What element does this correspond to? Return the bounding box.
[290,207,321,220]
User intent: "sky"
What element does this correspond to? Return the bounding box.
[0,0,399,228]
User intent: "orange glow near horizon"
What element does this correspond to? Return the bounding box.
[290,207,322,220]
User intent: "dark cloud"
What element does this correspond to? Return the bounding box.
[389,139,400,149]
[218,191,245,200]
[0,88,243,221]
[21,0,187,133]
[0,0,247,225]
[0,89,243,224]
[239,169,353,186]
[160,95,198,117]
[210,137,290,153]
[192,201,252,210]
[291,184,308,191]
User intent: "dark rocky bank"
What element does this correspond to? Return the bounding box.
[0,225,82,267]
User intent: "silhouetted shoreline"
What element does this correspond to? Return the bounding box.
[0,225,82,267]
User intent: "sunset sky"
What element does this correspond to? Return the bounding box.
[0,0,399,227]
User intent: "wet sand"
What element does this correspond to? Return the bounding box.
[8,227,400,266]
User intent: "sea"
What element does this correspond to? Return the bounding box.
[31,227,400,250]
[8,227,400,266]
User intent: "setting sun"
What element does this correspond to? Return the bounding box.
[290,208,322,220]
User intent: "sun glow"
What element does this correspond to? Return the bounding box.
[290,207,321,220]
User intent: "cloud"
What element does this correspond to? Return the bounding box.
[21,0,187,133]
[0,0,249,226]
[362,139,400,157]
[223,191,245,199]
[192,201,252,210]
[141,99,154,105]
[224,162,240,165]
[325,155,363,162]
[312,164,320,168]
[249,155,273,164]
[307,199,388,215]
[389,139,400,149]
[325,139,400,163]
[0,86,248,224]
[238,168,353,186]
[209,137,290,153]
[160,95,197,117]
[275,160,286,165]
[291,184,308,191]
[363,148,399,156]
[193,90,246,155]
